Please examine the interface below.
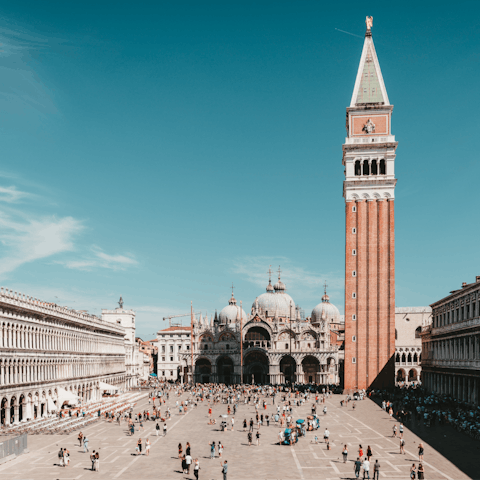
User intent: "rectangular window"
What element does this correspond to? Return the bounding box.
[352,292,356,299]
[162,356,165,361]
[170,371,173,376]
[178,345,181,351]
[352,314,356,321]
[352,336,356,342]
[162,346,165,353]
[162,370,165,376]
[352,357,356,364]
[170,346,173,352]
[170,356,174,362]
[352,249,356,256]
[352,205,356,213]
[352,228,356,234]
[186,345,190,350]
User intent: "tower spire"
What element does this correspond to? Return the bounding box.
[350,18,389,108]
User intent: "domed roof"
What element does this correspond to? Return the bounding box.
[252,268,295,319]
[311,286,340,324]
[219,292,248,325]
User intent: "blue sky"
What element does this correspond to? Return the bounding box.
[0,1,479,339]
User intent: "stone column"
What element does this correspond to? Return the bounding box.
[13,405,19,424]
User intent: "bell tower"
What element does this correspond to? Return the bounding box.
[343,18,397,391]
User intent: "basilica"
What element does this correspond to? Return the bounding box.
[180,271,341,385]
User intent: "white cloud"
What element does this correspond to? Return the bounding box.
[60,247,138,271]
[0,213,83,277]
[0,185,32,203]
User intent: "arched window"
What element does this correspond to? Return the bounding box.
[401,353,406,363]
[415,326,421,338]
[379,159,386,175]
[362,160,370,176]
[355,160,361,176]
[395,353,400,363]
[371,159,378,175]
[407,353,412,363]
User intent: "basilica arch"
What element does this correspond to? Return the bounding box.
[194,357,212,384]
[280,355,296,385]
[244,351,269,385]
[216,356,234,385]
[302,355,320,384]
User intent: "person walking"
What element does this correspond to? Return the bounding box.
[362,457,370,480]
[64,448,70,467]
[194,458,200,480]
[417,463,425,479]
[248,431,252,446]
[145,438,151,456]
[90,451,96,471]
[249,418,254,433]
[155,422,160,436]
[399,423,404,438]
[400,438,406,454]
[256,430,260,446]
[94,450,100,472]
[231,417,235,431]
[221,460,228,480]
[418,443,424,461]
[392,424,397,437]
[83,435,89,453]
[366,445,372,461]
[186,452,192,474]
[218,442,224,458]
[209,441,216,459]
[78,431,83,447]
[358,445,363,458]
[373,459,380,480]
[354,457,362,479]
[410,463,417,479]
[181,455,187,474]
[342,445,348,463]
[58,448,64,467]
[178,443,183,458]
[243,419,247,431]
[163,423,167,436]
[324,428,330,443]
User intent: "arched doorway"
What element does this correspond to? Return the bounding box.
[195,358,212,383]
[1,398,7,426]
[245,327,270,349]
[280,355,296,385]
[396,369,405,383]
[10,397,16,424]
[217,356,234,385]
[244,351,269,385]
[18,395,25,422]
[408,368,417,382]
[302,356,319,384]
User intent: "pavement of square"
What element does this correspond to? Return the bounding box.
[0,392,471,480]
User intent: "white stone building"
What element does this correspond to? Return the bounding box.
[156,326,191,381]
[394,306,432,385]
[102,297,137,389]
[0,288,128,425]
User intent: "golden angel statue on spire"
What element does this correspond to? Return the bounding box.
[366,16,373,32]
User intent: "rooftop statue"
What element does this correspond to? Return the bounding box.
[366,16,373,32]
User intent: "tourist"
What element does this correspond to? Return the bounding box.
[163,423,167,436]
[362,457,370,479]
[418,443,424,461]
[399,423,404,438]
[178,442,183,458]
[410,463,417,479]
[181,455,187,474]
[145,438,151,456]
[155,422,160,435]
[209,441,215,459]
[64,448,70,467]
[366,445,372,461]
[231,416,234,431]
[354,457,362,478]
[218,441,223,458]
[137,438,143,456]
[186,442,191,456]
[58,448,64,467]
[342,445,348,463]
[221,460,228,480]
[358,445,363,458]
[83,435,89,453]
[90,450,96,471]
[243,418,247,431]
[256,430,260,446]
[373,459,380,480]
[194,458,200,480]
[94,450,100,472]
[78,431,83,447]
[186,452,192,473]
[400,438,406,454]
[248,431,252,446]
[324,428,330,443]
[418,463,425,480]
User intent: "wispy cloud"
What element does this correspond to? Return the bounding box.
[59,247,138,271]
[0,185,32,203]
[0,213,83,277]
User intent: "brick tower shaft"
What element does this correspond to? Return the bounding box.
[343,20,397,392]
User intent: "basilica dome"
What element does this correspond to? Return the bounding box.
[219,292,249,325]
[311,291,340,324]
[253,273,295,319]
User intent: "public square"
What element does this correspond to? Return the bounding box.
[0,390,473,480]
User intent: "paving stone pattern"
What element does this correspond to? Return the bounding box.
[0,393,471,479]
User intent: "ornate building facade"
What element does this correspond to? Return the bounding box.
[395,307,432,386]
[343,20,397,391]
[180,272,340,385]
[422,276,480,405]
[0,288,129,425]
